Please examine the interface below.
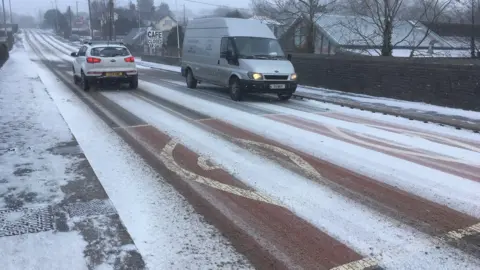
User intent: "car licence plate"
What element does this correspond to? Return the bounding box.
[105,72,123,77]
[269,84,286,89]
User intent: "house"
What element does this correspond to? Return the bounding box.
[123,27,151,54]
[154,15,177,32]
[280,14,465,57]
[249,15,296,39]
[421,21,480,57]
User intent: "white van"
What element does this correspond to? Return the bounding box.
[181,17,298,101]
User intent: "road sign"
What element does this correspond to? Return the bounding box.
[147,30,163,48]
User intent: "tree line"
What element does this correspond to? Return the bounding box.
[252,0,475,56]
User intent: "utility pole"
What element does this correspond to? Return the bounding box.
[54,0,59,33]
[8,0,12,23]
[87,0,93,38]
[68,6,72,36]
[76,1,79,17]
[472,0,476,58]
[2,0,7,37]
[108,0,113,41]
[183,4,186,26]
[176,0,180,57]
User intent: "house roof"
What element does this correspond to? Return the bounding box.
[314,14,453,48]
[123,27,150,45]
[249,16,281,26]
[158,15,176,22]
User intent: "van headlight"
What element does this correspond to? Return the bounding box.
[290,73,297,80]
[248,72,263,80]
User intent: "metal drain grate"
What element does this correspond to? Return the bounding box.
[0,206,54,237]
[63,199,117,218]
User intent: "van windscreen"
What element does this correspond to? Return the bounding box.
[232,37,285,59]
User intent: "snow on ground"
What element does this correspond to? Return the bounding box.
[288,99,480,142]
[249,102,480,164]
[103,90,480,269]
[25,35,252,269]
[0,42,90,270]
[297,86,480,120]
[0,231,88,270]
[0,48,77,209]
[136,58,182,73]
[138,81,480,219]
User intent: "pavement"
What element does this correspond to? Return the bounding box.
[0,39,145,270]
[4,29,480,270]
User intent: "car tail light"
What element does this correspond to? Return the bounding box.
[124,56,135,62]
[87,57,101,63]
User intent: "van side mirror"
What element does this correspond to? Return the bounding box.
[71,52,78,57]
[287,54,292,61]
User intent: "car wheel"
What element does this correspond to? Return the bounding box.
[278,93,292,101]
[129,75,138,89]
[186,69,197,89]
[73,74,79,85]
[229,77,242,101]
[81,71,90,91]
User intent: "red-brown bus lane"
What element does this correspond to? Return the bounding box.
[323,112,480,151]
[198,118,480,252]
[267,115,480,183]
[113,124,372,270]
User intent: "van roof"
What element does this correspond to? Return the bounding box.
[186,17,275,39]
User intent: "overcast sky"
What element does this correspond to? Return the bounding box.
[7,0,252,17]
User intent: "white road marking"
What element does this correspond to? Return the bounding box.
[369,124,480,153]
[113,124,150,130]
[330,257,378,270]
[444,222,480,240]
[197,156,222,171]
[130,136,282,206]
[236,138,322,179]
[327,125,471,164]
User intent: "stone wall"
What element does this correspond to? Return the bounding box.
[289,53,480,111]
[140,54,480,111]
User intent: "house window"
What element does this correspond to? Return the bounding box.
[164,19,172,27]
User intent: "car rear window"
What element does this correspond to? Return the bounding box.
[90,46,130,57]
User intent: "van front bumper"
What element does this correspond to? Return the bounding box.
[239,79,297,94]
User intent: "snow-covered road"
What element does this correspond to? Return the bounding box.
[11,29,480,270]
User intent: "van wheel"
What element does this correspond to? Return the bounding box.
[229,77,243,101]
[278,93,292,101]
[186,69,197,89]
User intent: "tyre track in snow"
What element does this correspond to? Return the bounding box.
[29,30,480,268]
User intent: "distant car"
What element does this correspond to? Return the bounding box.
[70,34,80,41]
[70,41,138,91]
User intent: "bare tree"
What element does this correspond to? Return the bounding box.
[342,0,453,56]
[344,0,405,56]
[404,0,454,57]
[251,0,338,53]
